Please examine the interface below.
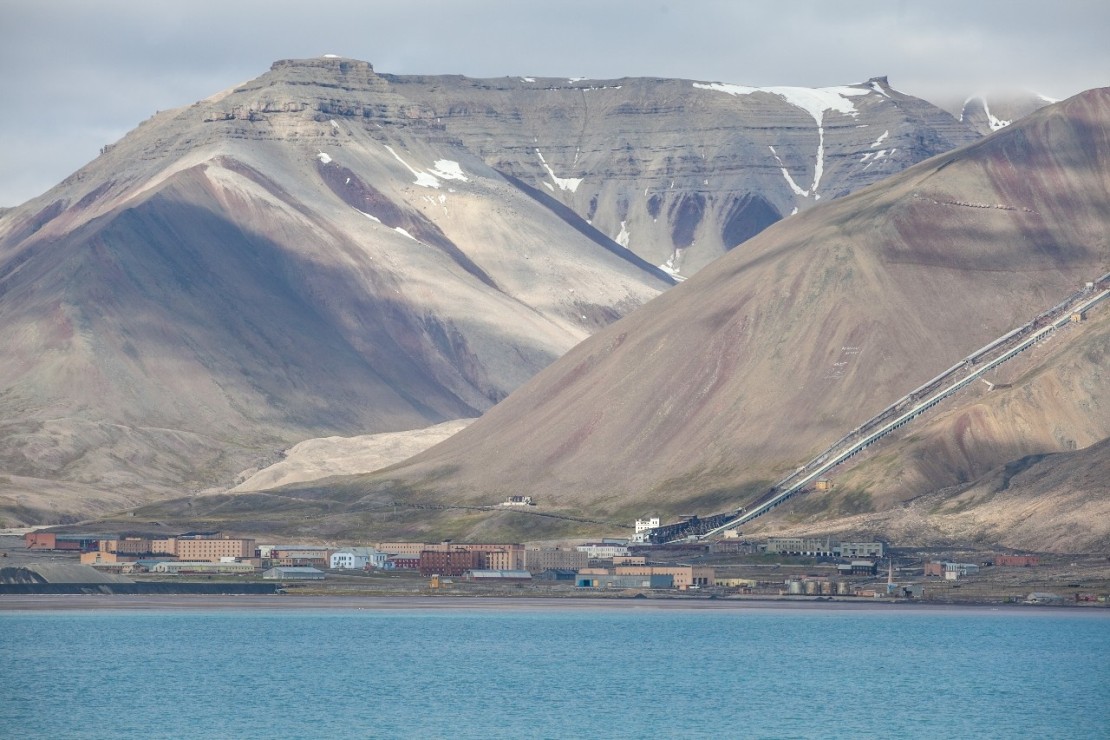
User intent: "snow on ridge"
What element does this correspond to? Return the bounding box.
[869,81,890,98]
[536,149,583,192]
[316,151,332,164]
[693,82,869,124]
[394,227,416,240]
[359,211,381,223]
[521,77,536,83]
[870,130,889,148]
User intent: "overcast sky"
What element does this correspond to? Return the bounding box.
[1,0,1106,206]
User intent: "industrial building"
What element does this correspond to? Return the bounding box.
[577,573,673,589]
[263,566,325,580]
[834,542,885,559]
[613,566,715,590]
[763,537,836,557]
[576,542,631,559]
[994,555,1039,567]
[151,561,256,575]
[24,533,111,551]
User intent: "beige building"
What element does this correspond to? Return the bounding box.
[175,536,256,562]
[614,565,715,590]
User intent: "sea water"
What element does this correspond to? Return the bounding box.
[1,603,1107,739]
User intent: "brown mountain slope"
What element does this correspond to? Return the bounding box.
[357,88,1110,527]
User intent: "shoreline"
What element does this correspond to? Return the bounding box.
[1,593,1105,614]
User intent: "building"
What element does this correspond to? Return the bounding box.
[486,547,527,571]
[268,546,332,569]
[175,536,256,562]
[994,555,1039,567]
[375,542,437,557]
[330,548,388,570]
[151,561,256,575]
[80,551,140,566]
[837,561,878,576]
[463,570,533,582]
[763,537,835,557]
[523,548,589,573]
[834,542,885,559]
[576,543,631,560]
[263,566,325,580]
[576,573,673,589]
[631,517,660,543]
[24,533,109,551]
[613,556,647,566]
[500,496,534,506]
[927,562,980,578]
[614,565,714,590]
[419,550,483,577]
[382,557,420,570]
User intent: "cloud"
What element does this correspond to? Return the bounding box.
[1,0,1107,205]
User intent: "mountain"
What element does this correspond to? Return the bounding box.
[378,72,979,276]
[302,88,1106,546]
[959,91,1057,135]
[0,58,980,526]
[0,58,671,524]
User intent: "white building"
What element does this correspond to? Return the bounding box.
[576,543,631,559]
[330,547,388,570]
[630,517,660,543]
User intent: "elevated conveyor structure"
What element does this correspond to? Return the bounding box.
[650,271,1110,544]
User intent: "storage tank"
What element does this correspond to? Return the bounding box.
[804,580,818,595]
[837,581,850,595]
[787,580,803,595]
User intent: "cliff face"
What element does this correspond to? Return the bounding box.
[386,72,979,276]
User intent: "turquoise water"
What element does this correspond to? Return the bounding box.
[2,604,1108,738]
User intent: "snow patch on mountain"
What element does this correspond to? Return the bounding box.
[693,82,869,123]
[616,221,630,248]
[699,82,870,201]
[430,160,468,182]
[769,145,809,198]
[384,145,441,188]
[316,151,332,164]
[536,150,583,192]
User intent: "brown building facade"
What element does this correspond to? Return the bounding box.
[419,550,484,576]
[175,536,256,562]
